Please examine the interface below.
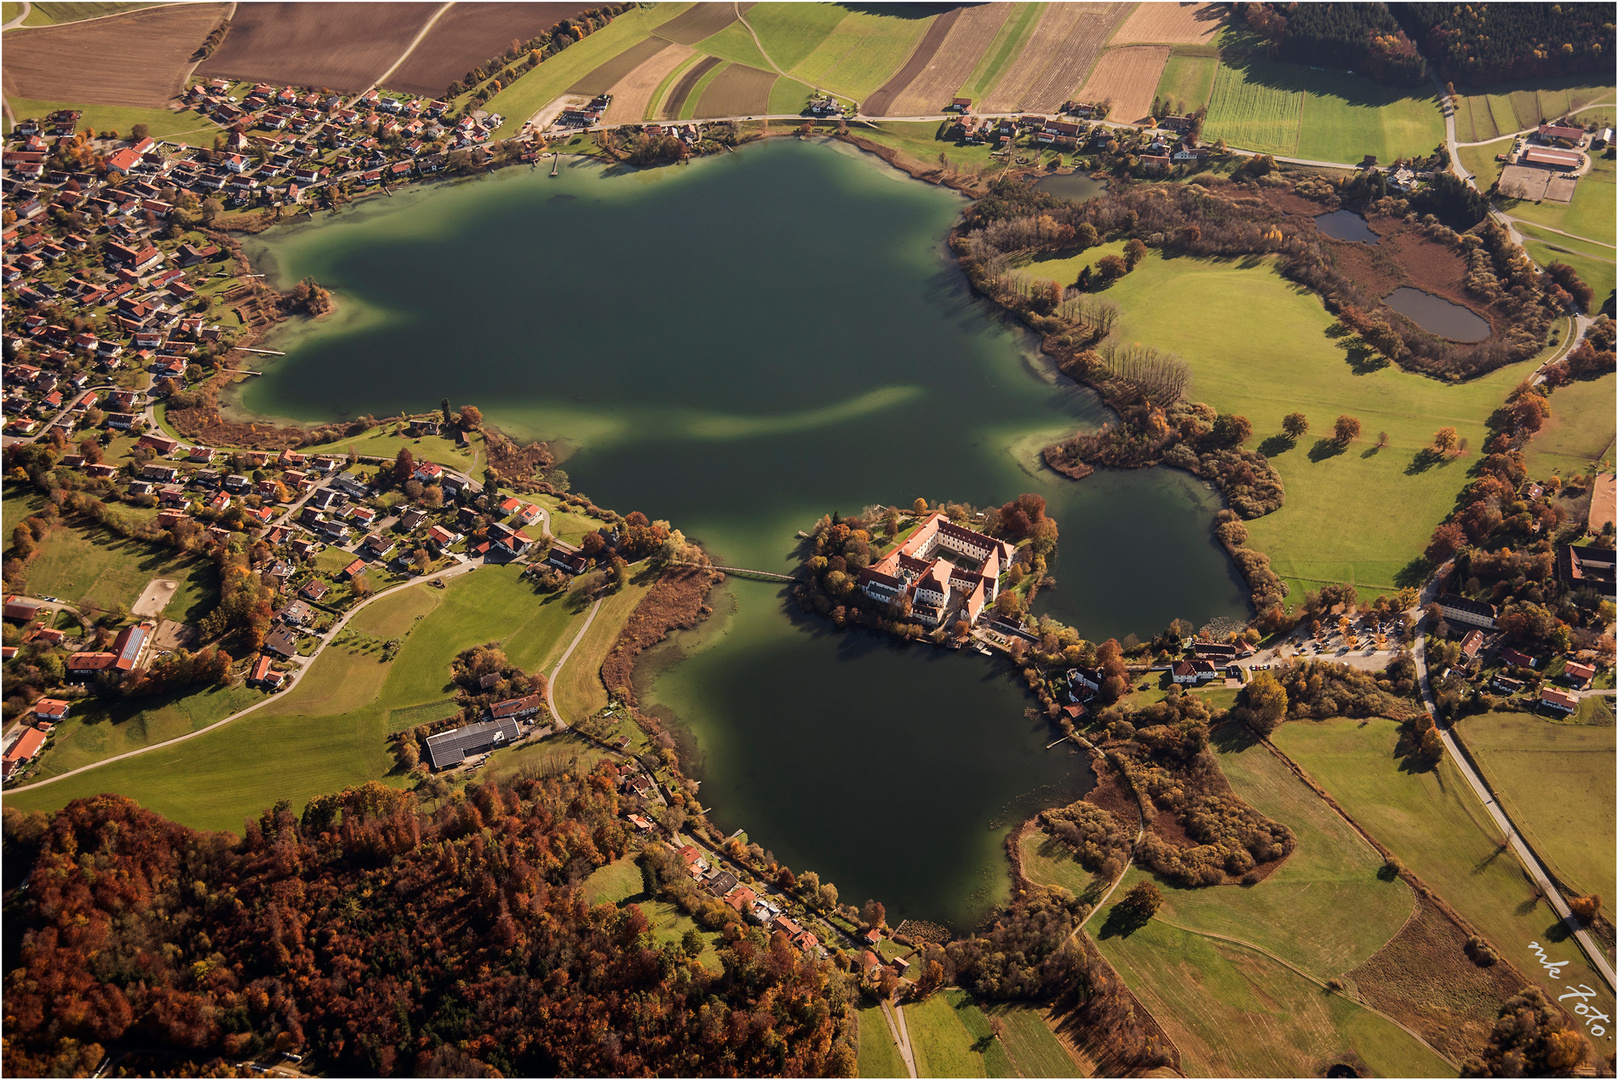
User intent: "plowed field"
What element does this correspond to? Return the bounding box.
[1111,2,1223,45]
[653,2,747,45]
[3,3,228,107]
[197,3,433,91]
[1077,44,1170,124]
[885,4,1011,116]
[566,35,669,97]
[603,42,695,123]
[862,7,960,116]
[660,55,722,118]
[982,2,1124,113]
[383,3,594,97]
[691,62,775,118]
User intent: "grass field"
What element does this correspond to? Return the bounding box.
[1064,252,1538,601]
[858,1004,908,1079]
[5,567,589,831]
[1154,50,1217,112]
[583,854,648,905]
[847,119,1006,181]
[1460,711,1616,900]
[957,2,1042,103]
[1274,718,1617,1022]
[984,1004,1081,1078]
[1095,918,1455,1077]
[906,989,996,1078]
[347,583,442,640]
[1458,136,1512,193]
[299,423,483,473]
[739,2,844,72]
[1203,60,1442,164]
[767,75,814,118]
[784,6,934,104]
[1527,373,1618,478]
[3,97,222,145]
[14,522,216,621]
[482,5,686,139]
[552,573,656,718]
[1019,829,1103,899]
[25,684,261,782]
[1519,233,1616,314]
[1453,76,1614,143]
[1111,730,1414,980]
[1500,155,1617,247]
[21,1,162,25]
[692,20,773,72]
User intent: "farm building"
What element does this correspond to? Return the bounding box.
[1522,146,1582,171]
[425,716,522,769]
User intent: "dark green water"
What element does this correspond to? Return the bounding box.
[241,139,1246,925]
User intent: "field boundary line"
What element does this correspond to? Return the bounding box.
[365,0,455,95]
[1152,915,1460,1071]
[6,0,192,31]
[182,1,236,86]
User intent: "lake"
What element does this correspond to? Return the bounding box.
[1314,209,1379,244]
[240,137,1247,923]
[1384,286,1491,342]
[1034,170,1108,203]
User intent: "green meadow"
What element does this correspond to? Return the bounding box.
[1453,76,1614,143]
[857,1005,907,1079]
[1203,60,1442,164]
[4,97,223,145]
[1095,917,1455,1078]
[905,989,1084,1078]
[1030,251,1538,600]
[778,6,935,103]
[12,518,217,621]
[1500,155,1617,246]
[1459,711,1616,900]
[1274,718,1617,1022]
[6,567,599,831]
[25,684,262,782]
[693,21,774,71]
[1154,50,1218,112]
[1519,233,1616,313]
[1526,373,1617,477]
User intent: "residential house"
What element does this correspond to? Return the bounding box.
[2,727,47,779]
[1437,593,1497,630]
[1500,647,1537,669]
[1539,687,1578,713]
[263,626,299,658]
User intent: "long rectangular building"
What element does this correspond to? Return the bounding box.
[858,512,1017,628]
[425,716,521,770]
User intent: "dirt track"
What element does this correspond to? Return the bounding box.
[198,3,434,92]
[383,2,594,97]
[862,6,961,116]
[3,3,229,107]
[982,2,1125,113]
[1077,44,1170,125]
[886,4,1011,117]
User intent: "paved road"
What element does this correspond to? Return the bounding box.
[1409,570,1616,992]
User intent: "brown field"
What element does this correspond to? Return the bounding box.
[1347,897,1525,1065]
[651,1,748,46]
[983,2,1126,113]
[197,3,433,92]
[691,63,775,118]
[1076,44,1170,124]
[886,4,1011,116]
[603,42,695,124]
[566,35,670,97]
[2,3,228,107]
[659,54,722,118]
[862,6,961,116]
[382,3,595,97]
[1111,2,1224,46]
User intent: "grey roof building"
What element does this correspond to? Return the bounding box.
[425,716,521,770]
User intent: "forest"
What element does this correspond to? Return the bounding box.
[1393,2,1618,86]
[1234,2,1428,85]
[1,769,858,1077]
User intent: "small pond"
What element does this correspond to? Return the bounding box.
[1035,171,1107,203]
[1315,210,1379,243]
[1384,286,1491,342]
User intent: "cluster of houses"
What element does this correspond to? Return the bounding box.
[1435,592,1606,715]
[946,109,1212,172]
[1517,121,1602,172]
[671,842,827,958]
[858,512,1018,629]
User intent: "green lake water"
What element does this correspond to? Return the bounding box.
[240,138,1247,926]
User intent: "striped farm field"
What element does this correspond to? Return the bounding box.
[885,3,1011,116]
[669,56,725,119]
[691,62,774,118]
[1455,76,1613,143]
[1077,45,1171,126]
[786,6,935,103]
[1111,1,1224,46]
[982,1,1123,114]
[602,41,695,124]
[1203,60,1303,154]
[959,1,1042,102]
